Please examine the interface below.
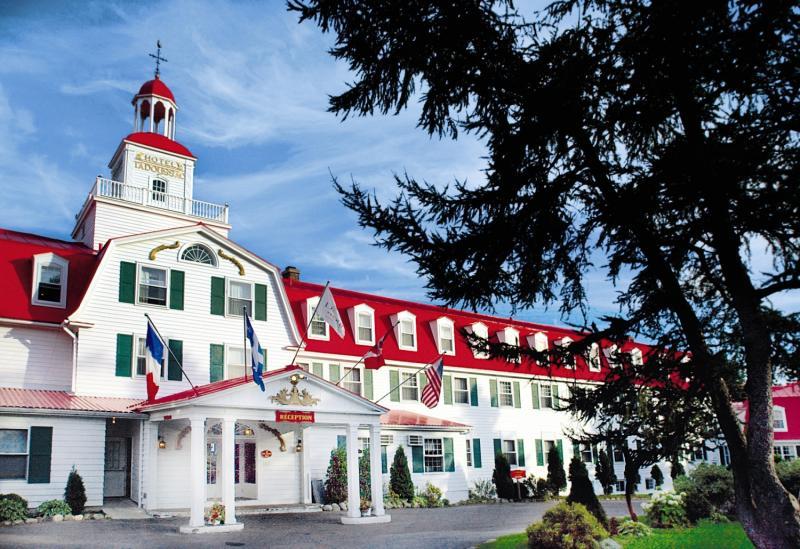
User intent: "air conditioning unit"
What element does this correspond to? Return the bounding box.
[407,435,423,446]
[380,435,394,446]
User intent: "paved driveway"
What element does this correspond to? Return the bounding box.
[0,500,643,549]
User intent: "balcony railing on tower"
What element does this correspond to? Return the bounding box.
[92,177,229,224]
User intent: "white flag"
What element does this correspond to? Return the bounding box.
[315,286,345,338]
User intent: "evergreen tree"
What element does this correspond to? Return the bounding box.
[389,446,414,501]
[492,451,515,500]
[324,447,347,504]
[64,467,86,516]
[651,464,664,488]
[546,445,567,496]
[671,456,686,480]
[595,449,617,496]
[568,457,607,525]
[359,448,371,501]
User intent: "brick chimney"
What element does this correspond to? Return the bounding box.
[282,265,301,281]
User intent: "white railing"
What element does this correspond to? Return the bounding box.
[93,177,229,224]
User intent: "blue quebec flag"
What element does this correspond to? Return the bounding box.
[245,313,266,391]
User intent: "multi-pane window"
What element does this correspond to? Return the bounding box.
[226,346,246,380]
[615,480,626,493]
[424,438,444,472]
[138,265,168,306]
[343,368,362,396]
[400,319,416,348]
[357,311,374,343]
[587,344,601,371]
[181,244,216,266]
[227,280,253,316]
[358,437,370,454]
[540,384,554,409]
[308,298,328,338]
[775,445,794,461]
[466,439,473,467]
[613,445,625,462]
[151,178,167,201]
[774,407,787,431]
[502,439,518,466]
[439,323,455,353]
[580,443,593,463]
[721,445,731,466]
[0,429,28,479]
[471,323,489,358]
[453,377,469,404]
[645,478,656,490]
[401,372,419,401]
[32,254,69,308]
[498,381,514,407]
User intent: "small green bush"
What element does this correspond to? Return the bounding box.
[384,488,406,508]
[777,459,800,497]
[0,497,28,522]
[618,519,653,537]
[412,494,427,507]
[37,499,72,517]
[0,493,28,509]
[709,511,731,523]
[493,451,516,499]
[682,486,714,523]
[65,467,87,515]
[468,479,496,502]
[522,475,549,500]
[421,482,444,507]
[642,490,688,528]
[390,446,415,501]
[567,457,607,525]
[526,502,609,549]
[324,447,348,504]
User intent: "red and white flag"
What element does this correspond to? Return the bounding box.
[364,330,390,369]
[420,357,445,408]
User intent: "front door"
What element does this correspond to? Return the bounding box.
[235,441,257,499]
[103,437,129,498]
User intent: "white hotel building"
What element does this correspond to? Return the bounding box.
[0,73,684,529]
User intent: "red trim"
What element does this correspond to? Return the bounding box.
[0,388,140,413]
[124,132,195,159]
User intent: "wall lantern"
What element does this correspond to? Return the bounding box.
[295,439,303,453]
[158,437,167,449]
[242,426,255,437]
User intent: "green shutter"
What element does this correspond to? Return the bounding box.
[513,381,521,408]
[312,362,323,377]
[364,369,374,400]
[381,446,388,474]
[115,333,133,377]
[592,444,599,464]
[573,440,581,459]
[552,384,560,408]
[209,344,224,382]
[390,370,400,402]
[531,383,540,409]
[517,439,526,466]
[254,283,267,321]
[556,440,564,462]
[169,270,185,310]
[210,276,225,315]
[473,439,482,468]
[412,445,424,473]
[329,364,341,383]
[418,372,427,395]
[443,375,453,405]
[118,261,136,303]
[469,378,479,406]
[443,438,455,472]
[27,426,52,484]
[536,439,544,466]
[337,435,346,450]
[490,379,499,407]
[168,339,183,381]
[494,438,502,457]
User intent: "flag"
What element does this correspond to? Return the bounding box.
[364,330,390,369]
[245,312,266,391]
[145,320,164,401]
[420,357,445,408]
[315,285,345,338]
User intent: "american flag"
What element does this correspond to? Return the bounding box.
[420,357,445,408]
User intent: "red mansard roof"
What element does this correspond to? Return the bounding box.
[0,388,140,414]
[284,279,647,382]
[124,132,195,159]
[0,228,99,324]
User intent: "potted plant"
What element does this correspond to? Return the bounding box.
[207,502,225,526]
[360,498,372,517]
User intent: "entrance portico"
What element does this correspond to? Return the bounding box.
[136,366,389,532]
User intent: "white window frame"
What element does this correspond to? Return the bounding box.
[774,445,794,461]
[498,380,514,407]
[579,443,593,463]
[498,327,520,363]
[401,371,419,401]
[393,311,417,351]
[630,348,644,366]
[342,367,363,396]
[226,278,254,317]
[604,344,620,368]
[349,304,375,346]
[466,439,473,467]
[527,331,549,365]
[423,437,444,473]
[306,296,329,340]
[453,376,470,405]
[587,343,602,372]
[430,317,456,356]
[136,262,169,308]
[555,337,575,369]
[179,243,218,267]
[614,480,626,493]
[31,253,69,308]
[225,344,247,380]
[469,322,489,359]
[774,406,788,432]
[502,439,518,466]
[151,177,167,202]
[540,384,555,409]
[0,428,29,480]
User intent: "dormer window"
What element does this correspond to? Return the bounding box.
[629,348,644,366]
[587,343,601,372]
[306,297,329,340]
[430,317,456,355]
[604,344,620,368]
[31,253,68,308]
[555,337,575,368]
[498,327,520,362]
[348,304,375,346]
[527,332,549,365]
[774,406,788,432]
[392,311,417,351]
[468,322,489,359]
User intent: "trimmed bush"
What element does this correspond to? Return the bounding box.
[777,459,800,497]
[685,463,734,511]
[670,456,685,479]
[493,451,515,499]
[324,447,348,504]
[0,497,27,522]
[683,487,714,523]
[546,445,567,496]
[650,464,664,488]
[65,467,87,515]
[390,446,415,501]
[567,457,607,525]
[618,519,653,537]
[38,499,72,517]
[526,502,609,549]
[595,449,617,495]
[642,490,688,528]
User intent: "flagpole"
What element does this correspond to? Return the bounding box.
[289,281,330,367]
[243,305,248,381]
[373,354,444,404]
[337,320,399,386]
[144,313,200,396]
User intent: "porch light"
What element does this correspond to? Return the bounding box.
[242,426,254,437]
[158,437,167,449]
[295,439,303,453]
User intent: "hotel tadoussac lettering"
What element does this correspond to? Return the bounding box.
[134,152,185,178]
[275,410,315,423]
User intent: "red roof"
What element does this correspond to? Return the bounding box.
[124,132,195,159]
[381,409,469,430]
[136,77,175,102]
[0,228,98,323]
[0,388,140,414]
[739,382,800,441]
[284,279,645,382]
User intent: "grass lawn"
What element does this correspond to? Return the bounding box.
[478,521,753,549]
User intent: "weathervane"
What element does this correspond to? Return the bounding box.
[149,40,168,78]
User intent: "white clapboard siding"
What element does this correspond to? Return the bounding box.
[0,326,73,391]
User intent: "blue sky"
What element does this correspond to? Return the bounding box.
[1,1,793,328]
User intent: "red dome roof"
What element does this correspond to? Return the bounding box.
[124,132,195,159]
[136,76,175,102]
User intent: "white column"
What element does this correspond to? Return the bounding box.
[298,427,311,504]
[144,420,160,512]
[345,423,360,518]
[369,423,385,516]
[188,417,206,527]
[221,418,237,525]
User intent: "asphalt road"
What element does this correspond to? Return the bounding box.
[0,500,643,549]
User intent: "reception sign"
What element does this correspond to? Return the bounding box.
[275,410,315,423]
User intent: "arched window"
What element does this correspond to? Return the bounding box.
[181,244,217,266]
[151,178,167,202]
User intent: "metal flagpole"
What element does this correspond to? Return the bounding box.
[373,354,444,405]
[337,320,399,387]
[144,313,200,396]
[289,281,330,367]
[243,305,248,381]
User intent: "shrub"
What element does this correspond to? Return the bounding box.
[670,456,685,479]
[390,446,415,501]
[324,447,348,504]
[65,467,87,515]
[595,449,617,495]
[38,499,72,517]
[608,516,619,536]
[642,490,688,528]
[523,475,549,500]
[468,479,496,502]
[650,464,664,488]
[359,448,371,501]
[567,457,607,525]
[384,488,406,508]
[686,463,734,511]
[421,482,443,507]
[0,497,27,522]
[709,511,731,523]
[526,502,609,549]
[546,445,567,496]
[412,494,427,508]
[618,519,653,537]
[672,474,692,493]
[777,459,800,497]
[493,451,516,499]
[682,487,713,523]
